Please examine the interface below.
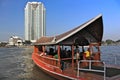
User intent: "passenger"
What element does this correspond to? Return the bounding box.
[60,50,66,58]
[53,54,58,59]
[53,53,65,70]
[84,48,90,59]
[75,46,80,59]
[75,46,80,54]
[64,48,69,58]
[75,46,80,64]
[67,50,71,58]
[40,52,44,56]
[40,52,47,56]
[49,48,54,55]
[38,46,42,52]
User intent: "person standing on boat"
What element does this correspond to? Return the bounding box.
[75,46,80,64]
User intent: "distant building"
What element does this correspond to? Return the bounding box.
[24,2,46,42]
[8,36,23,46]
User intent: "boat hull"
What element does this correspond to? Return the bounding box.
[32,53,82,80]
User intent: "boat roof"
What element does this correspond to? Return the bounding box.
[35,14,103,46]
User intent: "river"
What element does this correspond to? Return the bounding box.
[0,46,120,80]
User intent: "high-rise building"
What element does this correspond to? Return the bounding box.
[25,2,46,42]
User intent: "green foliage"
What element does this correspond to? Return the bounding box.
[102,39,120,45]
[106,39,113,45]
[0,42,8,47]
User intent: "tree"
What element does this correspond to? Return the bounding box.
[105,39,114,45]
[24,40,32,45]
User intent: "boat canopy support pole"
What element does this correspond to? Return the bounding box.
[42,45,45,53]
[57,45,61,68]
[72,45,74,69]
[89,43,101,61]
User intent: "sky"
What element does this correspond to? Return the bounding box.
[0,0,120,41]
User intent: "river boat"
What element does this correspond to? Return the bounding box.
[32,14,105,80]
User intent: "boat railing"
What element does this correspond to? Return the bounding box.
[61,58,73,69]
[61,58,72,60]
[77,60,106,80]
[41,55,59,66]
[34,53,59,67]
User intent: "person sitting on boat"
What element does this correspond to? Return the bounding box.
[63,48,70,58]
[66,50,71,58]
[53,54,58,59]
[40,52,47,56]
[49,48,54,55]
[84,47,90,59]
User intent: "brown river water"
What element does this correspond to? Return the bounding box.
[0,47,56,80]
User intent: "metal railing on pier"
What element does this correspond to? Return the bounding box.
[77,60,106,80]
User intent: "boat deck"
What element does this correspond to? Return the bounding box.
[62,63,120,80]
[62,65,104,80]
